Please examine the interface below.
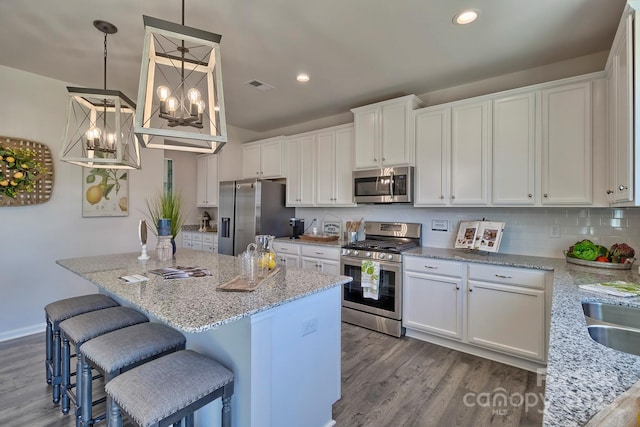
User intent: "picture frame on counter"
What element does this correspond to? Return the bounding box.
[455,220,505,253]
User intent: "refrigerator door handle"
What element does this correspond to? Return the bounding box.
[221,217,230,238]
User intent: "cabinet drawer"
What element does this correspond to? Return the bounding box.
[182,231,193,242]
[300,245,341,260]
[191,241,203,251]
[203,243,215,252]
[273,241,301,255]
[404,256,463,277]
[467,264,545,289]
[191,233,203,242]
[203,233,216,244]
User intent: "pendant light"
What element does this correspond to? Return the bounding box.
[134,0,227,154]
[60,20,141,169]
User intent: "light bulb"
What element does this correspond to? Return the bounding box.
[106,133,116,150]
[157,86,171,101]
[187,88,201,103]
[166,96,178,112]
[196,99,206,113]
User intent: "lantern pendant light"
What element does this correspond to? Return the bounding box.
[135,0,227,154]
[60,20,141,169]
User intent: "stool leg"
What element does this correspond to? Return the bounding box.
[107,397,122,427]
[52,328,62,404]
[46,319,52,384]
[221,384,233,427]
[80,353,92,427]
[185,414,194,427]
[61,333,70,414]
[74,343,84,427]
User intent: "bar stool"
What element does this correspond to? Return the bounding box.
[58,306,149,416]
[44,294,119,404]
[105,350,234,427]
[77,322,186,427]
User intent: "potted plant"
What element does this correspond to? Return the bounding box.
[145,190,188,254]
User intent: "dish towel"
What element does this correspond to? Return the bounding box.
[361,260,380,300]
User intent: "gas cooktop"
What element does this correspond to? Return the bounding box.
[340,221,422,262]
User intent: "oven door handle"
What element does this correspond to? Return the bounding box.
[341,257,401,272]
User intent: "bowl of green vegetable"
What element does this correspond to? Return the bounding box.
[565,240,635,270]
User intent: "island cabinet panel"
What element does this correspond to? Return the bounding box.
[403,255,550,369]
[492,93,536,205]
[541,81,592,205]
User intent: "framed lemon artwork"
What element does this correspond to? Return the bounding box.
[82,167,129,217]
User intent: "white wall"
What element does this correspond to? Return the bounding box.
[0,65,165,340]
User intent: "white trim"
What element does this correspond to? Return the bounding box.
[0,322,45,342]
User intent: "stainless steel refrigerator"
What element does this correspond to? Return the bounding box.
[218,179,295,256]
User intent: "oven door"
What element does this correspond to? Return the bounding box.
[341,256,402,320]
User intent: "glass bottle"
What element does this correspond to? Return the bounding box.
[157,235,173,261]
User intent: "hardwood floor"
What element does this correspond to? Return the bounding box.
[0,325,544,427]
[333,323,545,427]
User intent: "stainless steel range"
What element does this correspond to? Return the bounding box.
[340,221,422,337]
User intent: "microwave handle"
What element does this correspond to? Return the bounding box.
[389,171,394,198]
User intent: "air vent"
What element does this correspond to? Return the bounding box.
[245,79,275,91]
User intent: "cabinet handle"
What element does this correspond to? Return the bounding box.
[280,248,288,252]
[607,190,614,195]
[373,158,377,162]
[451,195,455,200]
[315,251,324,255]
[256,171,259,175]
[456,286,460,290]
[495,274,513,279]
[528,193,532,198]
[619,185,628,191]
[469,288,473,292]
[543,193,548,198]
[382,157,386,162]
[424,265,438,269]
[440,195,444,199]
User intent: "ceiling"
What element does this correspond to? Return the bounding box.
[0,0,627,134]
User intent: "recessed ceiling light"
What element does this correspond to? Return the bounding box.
[453,9,479,25]
[296,73,310,83]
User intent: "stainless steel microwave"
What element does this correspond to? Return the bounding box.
[353,166,413,204]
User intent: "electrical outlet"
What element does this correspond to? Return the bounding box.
[301,317,318,336]
[549,225,560,239]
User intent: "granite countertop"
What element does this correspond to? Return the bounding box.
[56,249,351,334]
[182,225,217,233]
[403,247,640,426]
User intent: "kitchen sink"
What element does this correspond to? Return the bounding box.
[587,325,640,357]
[582,302,640,330]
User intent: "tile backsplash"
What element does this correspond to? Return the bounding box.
[295,206,640,259]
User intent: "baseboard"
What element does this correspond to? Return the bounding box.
[0,323,45,342]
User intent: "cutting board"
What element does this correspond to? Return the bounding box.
[217,267,280,292]
[299,234,339,242]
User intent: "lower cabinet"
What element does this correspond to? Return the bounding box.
[403,256,551,368]
[272,241,301,268]
[182,231,217,253]
[300,245,341,275]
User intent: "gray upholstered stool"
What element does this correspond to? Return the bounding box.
[105,350,234,427]
[77,322,186,427]
[44,294,119,404]
[59,306,149,417]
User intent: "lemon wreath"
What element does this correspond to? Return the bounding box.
[0,145,47,199]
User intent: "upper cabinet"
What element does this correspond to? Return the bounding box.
[241,136,286,179]
[352,95,424,169]
[196,154,218,207]
[315,124,356,206]
[541,82,592,205]
[607,9,634,204]
[286,134,316,207]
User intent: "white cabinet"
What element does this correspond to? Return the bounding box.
[300,245,341,275]
[403,258,464,340]
[196,155,218,207]
[403,256,550,368]
[286,134,316,207]
[315,124,355,206]
[182,231,193,249]
[607,11,634,203]
[242,136,285,179]
[202,233,218,253]
[541,82,592,205]
[182,231,217,253]
[414,100,489,206]
[492,93,536,205]
[467,264,546,362]
[352,95,424,169]
[272,241,301,268]
[450,100,491,205]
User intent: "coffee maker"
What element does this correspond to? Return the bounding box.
[289,218,304,239]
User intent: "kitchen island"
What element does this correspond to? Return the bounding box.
[57,249,352,427]
[402,247,640,426]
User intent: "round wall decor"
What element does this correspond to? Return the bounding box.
[0,136,54,206]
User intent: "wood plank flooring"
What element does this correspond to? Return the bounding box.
[0,324,544,427]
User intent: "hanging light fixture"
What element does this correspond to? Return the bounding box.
[135,0,227,154]
[60,20,141,169]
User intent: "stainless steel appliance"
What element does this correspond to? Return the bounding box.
[289,218,304,239]
[353,166,413,204]
[341,221,422,337]
[218,179,294,256]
